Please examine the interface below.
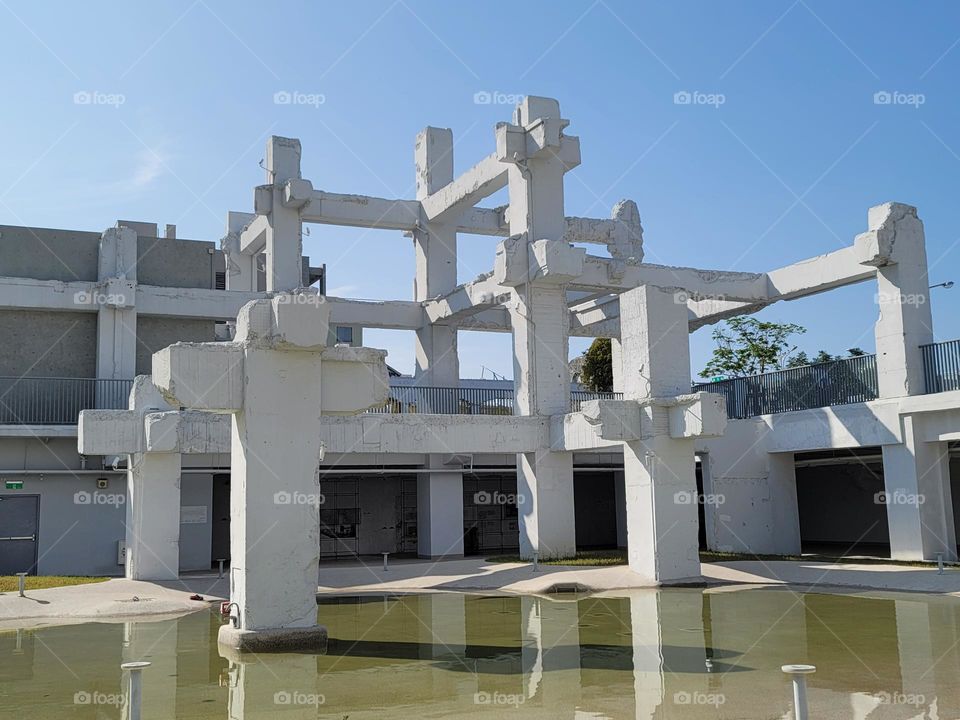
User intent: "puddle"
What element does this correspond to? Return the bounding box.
[1,586,958,718]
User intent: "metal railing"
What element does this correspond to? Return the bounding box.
[693,354,879,420]
[0,377,133,425]
[368,386,623,415]
[921,338,960,394]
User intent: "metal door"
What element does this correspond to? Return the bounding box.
[0,495,39,575]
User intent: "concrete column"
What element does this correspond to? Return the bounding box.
[881,414,956,561]
[122,377,179,581]
[223,211,257,292]
[620,285,701,582]
[868,203,934,398]
[611,338,625,393]
[413,126,464,558]
[152,295,388,652]
[264,136,304,292]
[126,451,181,581]
[95,226,137,380]
[506,97,577,560]
[614,469,627,548]
[229,343,325,632]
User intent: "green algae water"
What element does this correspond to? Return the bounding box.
[3,587,960,718]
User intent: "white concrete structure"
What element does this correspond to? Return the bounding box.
[153,293,389,650]
[0,92,954,598]
[78,377,230,580]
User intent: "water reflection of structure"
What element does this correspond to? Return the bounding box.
[4,589,960,718]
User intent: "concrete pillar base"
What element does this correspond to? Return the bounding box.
[218,623,328,655]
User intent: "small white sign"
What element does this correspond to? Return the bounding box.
[180,505,208,524]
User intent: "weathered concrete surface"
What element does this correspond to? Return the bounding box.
[0,578,216,630]
[153,294,388,650]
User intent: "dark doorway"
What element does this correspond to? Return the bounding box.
[210,474,230,566]
[463,473,519,555]
[795,450,890,557]
[573,471,618,550]
[0,494,39,575]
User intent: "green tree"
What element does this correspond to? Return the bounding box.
[702,317,806,379]
[812,350,836,364]
[847,347,867,356]
[785,351,810,369]
[580,337,614,392]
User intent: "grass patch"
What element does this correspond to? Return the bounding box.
[0,576,109,593]
[487,549,626,566]
[486,550,949,569]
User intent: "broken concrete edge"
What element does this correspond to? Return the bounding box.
[217,623,328,655]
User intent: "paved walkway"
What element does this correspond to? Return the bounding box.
[4,557,960,628]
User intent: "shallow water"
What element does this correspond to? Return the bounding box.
[2,587,959,718]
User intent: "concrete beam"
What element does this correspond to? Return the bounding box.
[238,214,269,255]
[422,273,507,323]
[299,187,422,231]
[420,153,508,223]
[317,414,546,454]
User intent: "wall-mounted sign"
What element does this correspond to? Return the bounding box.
[180,505,208,524]
[5,480,24,490]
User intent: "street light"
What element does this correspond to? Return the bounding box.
[929,281,954,289]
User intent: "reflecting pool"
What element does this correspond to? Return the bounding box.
[2,587,960,718]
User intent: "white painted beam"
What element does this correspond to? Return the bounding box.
[317,414,547,454]
[422,273,507,323]
[299,188,422,231]
[238,214,269,255]
[420,153,508,223]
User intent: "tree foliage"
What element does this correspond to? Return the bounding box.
[580,337,614,392]
[702,317,806,379]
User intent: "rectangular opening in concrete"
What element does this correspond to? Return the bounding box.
[795,448,890,558]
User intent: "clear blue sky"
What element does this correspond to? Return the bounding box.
[2,1,959,380]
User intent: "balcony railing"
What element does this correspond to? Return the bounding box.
[0,377,133,425]
[921,338,960,394]
[692,354,879,420]
[367,386,624,415]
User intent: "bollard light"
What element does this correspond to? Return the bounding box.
[122,661,151,720]
[532,552,539,572]
[937,553,944,575]
[382,552,389,571]
[782,664,815,720]
[16,572,27,597]
[217,558,226,579]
